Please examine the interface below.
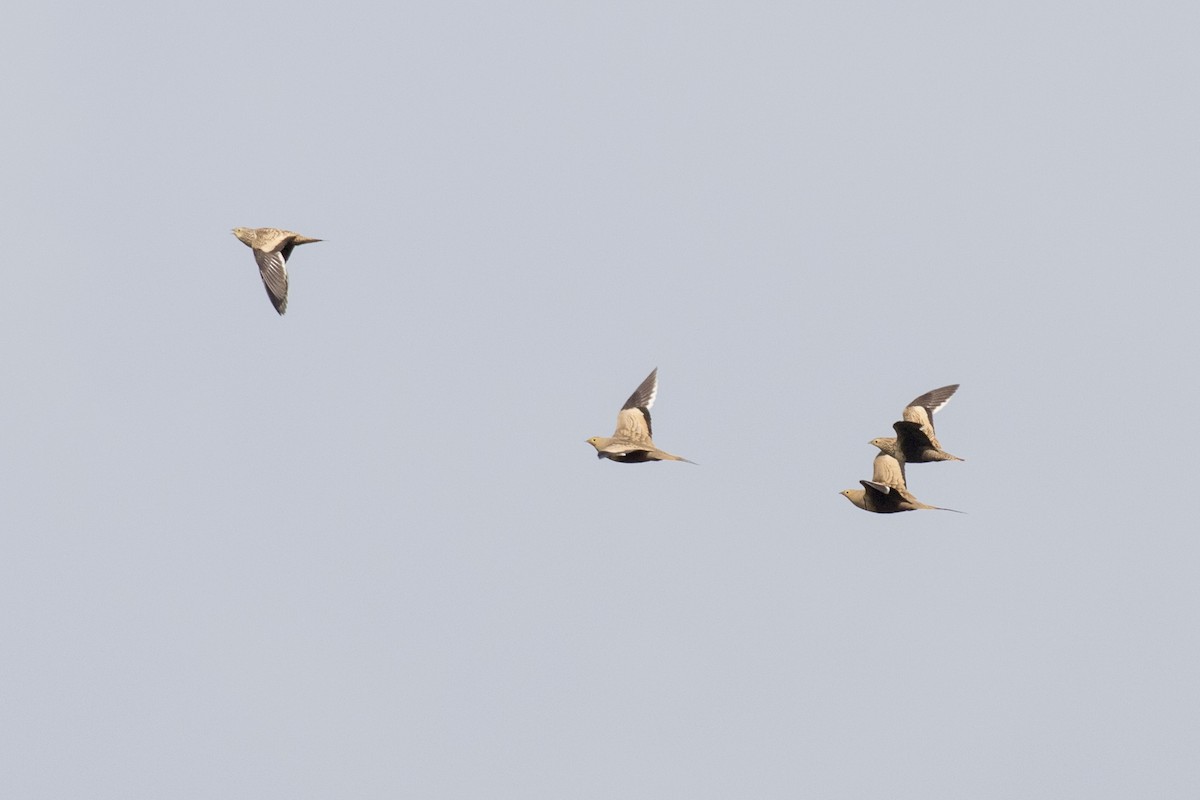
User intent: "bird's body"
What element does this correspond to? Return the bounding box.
[869,384,963,466]
[586,368,693,464]
[840,484,944,513]
[232,227,322,315]
[840,452,961,514]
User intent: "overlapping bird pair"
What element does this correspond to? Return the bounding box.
[840,385,964,514]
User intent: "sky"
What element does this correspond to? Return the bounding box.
[2,1,1198,797]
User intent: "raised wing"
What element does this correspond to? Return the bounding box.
[903,384,958,430]
[622,368,658,410]
[618,368,658,438]
[871,452,907,488]
[613,406,653,445]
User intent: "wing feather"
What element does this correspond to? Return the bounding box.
[253,249,289,315]
[622,368,658,411]
[903,384,958,431]
[861,480,892,497]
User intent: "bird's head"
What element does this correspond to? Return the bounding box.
[585,437,605,457]
[840,489,866,509]
[232,227,252,245]
[868,437,892,453]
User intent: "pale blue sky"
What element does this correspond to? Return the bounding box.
[2,1,1198,797]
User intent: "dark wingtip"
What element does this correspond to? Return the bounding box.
[621,368,659,412]
[907,383,960,412]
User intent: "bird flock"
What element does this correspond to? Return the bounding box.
[232,227,965,515]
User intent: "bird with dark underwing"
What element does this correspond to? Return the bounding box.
[232,227,323,315]
[586,368,694,464]
[869,384,964,470]
[840,451,962,514]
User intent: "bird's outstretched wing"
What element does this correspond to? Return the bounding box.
[253,249,289,315]
[615,368,658,441]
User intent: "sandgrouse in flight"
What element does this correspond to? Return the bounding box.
[586,368,693,464]
[232,227,322,315]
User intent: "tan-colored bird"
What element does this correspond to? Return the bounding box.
[840,452,962,514]
[869,384,964,468]
[586,368,694,464]
[232,227,323,315]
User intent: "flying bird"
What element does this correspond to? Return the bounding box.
[840,452,962,514]
[232,227,323,315]
[869,384,964,467]
[586,368,694,464]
